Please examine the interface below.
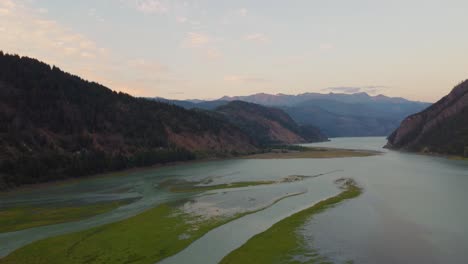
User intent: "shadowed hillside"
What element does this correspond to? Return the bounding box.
[0,52,256,189]
[386,80,468,156]
[215,101,328,145]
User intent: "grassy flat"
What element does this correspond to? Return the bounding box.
[0,200,132,233]
[220,179,362,264]
[244,147,379,159]
[0,192,303,264]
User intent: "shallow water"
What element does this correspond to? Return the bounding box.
[301,137,468,263]
[1,137,468,263]
[0,155,346,258]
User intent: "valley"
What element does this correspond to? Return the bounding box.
[2,0,468,262]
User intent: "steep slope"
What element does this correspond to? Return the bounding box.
[0,53,256,189]
[215,101,328,145]
[386,80,468,156]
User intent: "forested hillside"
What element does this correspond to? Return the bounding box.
[0,52,256,189]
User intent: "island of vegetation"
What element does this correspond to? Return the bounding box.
[0,189,305,264]
[220,178,362,264]
[0,199,134,233]
[245,145,380,159]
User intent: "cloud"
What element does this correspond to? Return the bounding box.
[185,32,211,47]
[222,7,249,25]
[206,48,222,60]
[80,52,96,59]
[127,58,168,73]
[238,8,248,17]
[224,75,268,83]
[322,86,388,94]
[245,33,269,44]
[123,0,169,14]
[0,0,15,15]
[0,1,174,97]
[319,43,334,50]
[182,32,222,60]
[176,16,187,23]
[0,3,104,64]
[88,8,105,22]
[37,8,48,14]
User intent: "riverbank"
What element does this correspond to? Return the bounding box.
[245,147,379,159]
[385,146,468,162]
[1,146,376,195]
[0,146,372,233]
[0,199,135,233]
[0,190,305,264]
[220,178,362,264]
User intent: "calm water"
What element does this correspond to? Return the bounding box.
[301,137,468,263]
[1,137,468,263]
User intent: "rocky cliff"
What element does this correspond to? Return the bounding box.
[386,80,468,156]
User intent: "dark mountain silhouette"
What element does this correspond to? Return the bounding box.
[0,52,329,189]
[0,52,257,189]
[386,80,468,156]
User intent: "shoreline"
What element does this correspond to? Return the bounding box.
[220,178,362,264]
[0,157,225,195]
[1,146,378,195]
[0,190,307,263]
[385,146,468,161]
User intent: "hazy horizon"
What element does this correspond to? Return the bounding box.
[1,0,467,102]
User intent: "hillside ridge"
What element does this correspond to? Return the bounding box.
[386,80,468,156]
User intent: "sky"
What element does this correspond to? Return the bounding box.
[1,0,468,102]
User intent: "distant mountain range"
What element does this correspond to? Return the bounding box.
[386,80,468,156]
[0,52,325,189]
[153,92,431,137]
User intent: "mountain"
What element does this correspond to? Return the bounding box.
[219,92,421,106]
[214,101,327,145]
[158,92,430,137]
[220,93,430,137]
[0,52,257,189]
[386,80,468,156]
[151,97,227,110]
[281,98,429,137]
[283,104,399,137]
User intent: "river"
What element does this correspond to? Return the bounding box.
[1,137,467,263]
